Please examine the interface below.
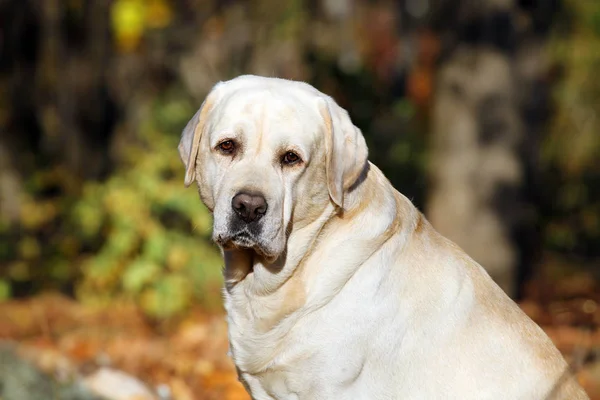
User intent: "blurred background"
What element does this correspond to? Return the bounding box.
[0,0,598,399]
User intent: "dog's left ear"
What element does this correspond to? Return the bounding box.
[318,96,368,209]
[178,84,221,187]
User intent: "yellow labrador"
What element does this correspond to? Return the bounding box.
[179,75,588,400]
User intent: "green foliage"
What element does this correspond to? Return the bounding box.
[546,1,600,174]
[0,279,10,300]
[71,127,223,318]
[544,1,600,257]
[0,85,222,318]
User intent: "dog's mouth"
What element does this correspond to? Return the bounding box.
[216,231,274,260]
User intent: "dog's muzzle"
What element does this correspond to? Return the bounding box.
[215,191,271,256]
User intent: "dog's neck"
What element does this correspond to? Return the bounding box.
[222,162,374,295]
[223,202,337,293]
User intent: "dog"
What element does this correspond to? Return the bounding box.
[179,75,588,399]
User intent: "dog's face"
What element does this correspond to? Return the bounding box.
[179,76,368,262]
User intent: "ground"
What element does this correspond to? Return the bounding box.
[0,269,599,400]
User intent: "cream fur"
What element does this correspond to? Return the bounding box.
[179,75,588,400]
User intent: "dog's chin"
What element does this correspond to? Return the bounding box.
[217,234,279,263]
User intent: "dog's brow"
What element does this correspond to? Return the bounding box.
[256,100,267,151]
[210,128,243,147]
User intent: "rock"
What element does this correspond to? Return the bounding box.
[0,343,102,400]
[83,367,157,400]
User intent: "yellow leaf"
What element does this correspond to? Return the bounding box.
[111,0,146,53]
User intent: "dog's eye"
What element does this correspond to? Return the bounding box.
[282,151,301,165]
[217,140,235,154]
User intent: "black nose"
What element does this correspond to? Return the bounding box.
[231,192,268,223]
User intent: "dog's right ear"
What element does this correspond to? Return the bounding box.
[178,85,221,187]
[318,96,368,209]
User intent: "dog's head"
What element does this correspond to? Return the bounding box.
[179,75,367,261]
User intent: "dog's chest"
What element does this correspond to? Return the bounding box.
[224,289,384,399]
[231,318,369,400]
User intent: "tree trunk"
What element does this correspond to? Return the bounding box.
[426,0,556,297]
[428,46,522,296]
